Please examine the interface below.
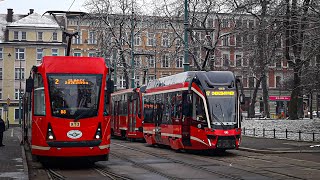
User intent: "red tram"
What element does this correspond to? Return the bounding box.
[143,71,245,151]
[22,56,114,162]
[110,87,144,140]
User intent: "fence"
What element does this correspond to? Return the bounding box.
[242,127,320,142]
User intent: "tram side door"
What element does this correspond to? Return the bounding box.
[128,96,136,134]
[181,92,191,146]
[115,101,120,134]
[155,94,162,143]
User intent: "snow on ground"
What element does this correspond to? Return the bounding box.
[241,118,320,142]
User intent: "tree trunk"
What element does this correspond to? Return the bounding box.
[249,77,262,118]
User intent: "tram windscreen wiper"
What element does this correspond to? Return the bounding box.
[74,104,97,121]
[211,105,226,129]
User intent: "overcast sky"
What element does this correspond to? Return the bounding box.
[0,0,87,15]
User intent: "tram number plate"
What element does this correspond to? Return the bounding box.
[70,122,80,127]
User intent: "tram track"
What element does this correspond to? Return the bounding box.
[94,166,133,180]
[112,142,243,180]
[205,152,318,180]
[46,169,66,180]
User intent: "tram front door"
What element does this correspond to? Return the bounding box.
[182,92,191,146]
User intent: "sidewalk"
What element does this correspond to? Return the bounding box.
[0,126,28,180]
[240,135,320,153]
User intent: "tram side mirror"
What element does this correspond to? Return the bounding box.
[26,78,34,92]
[106,79,114,93]
[240,94,245,104]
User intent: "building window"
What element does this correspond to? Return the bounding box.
[21,32,27,40]
[15,48,25,60]
[162,33,169,47]
[37,32,43,41]
[15,68,25,80]
[147,32,155,46]
[236,54,242,67]
[236,35,242,47]
[222,53,230,67]
[176,56,183,68]
[134,32,141,46]
[134,56,141,67]
[249,20,254,29]
[162,54,170,68]
[15,89,19,100]
[222,35,229,46]
[37,48,43,60]
[14,108,23,121]
[53,32,58,41]
[147,56,155,68]
[0,48,2,59]
[249,77,255,88]
[73,52,81,57]
[119,75,125,88]
[135,75,140,86]
[0,68,2,80]
[147,75,155,83]
[276,76,281,88]
[0,89,2,100]
[73,31,81,44]
[88,31,96,44]
[14,31,19,40]
[52,49,58,56]
[88,52,96,57]
[222,19,229,28]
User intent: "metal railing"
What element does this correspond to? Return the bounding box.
[242,127,320,142]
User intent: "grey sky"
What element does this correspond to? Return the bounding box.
[0,0,87,15]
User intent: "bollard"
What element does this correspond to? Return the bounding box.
[273,129,276,138]
[263,128,265,137]
[299,130,301,140]
[286,129,288,139]
[313,132,315,142]
[253,128,255,136]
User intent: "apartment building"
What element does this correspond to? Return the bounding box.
[0,9,65,125]
[66,13,296,118]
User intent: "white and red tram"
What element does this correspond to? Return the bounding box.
[142,71,245,151]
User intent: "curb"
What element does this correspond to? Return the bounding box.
[21,142,29,180]
[239,147,320,154]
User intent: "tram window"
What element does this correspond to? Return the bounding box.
[34,87,46,116]
[175,92,182,119]
[143,96,154,123]
[182,91,192,116]
[194,93,206,122]
[156,94,163,125]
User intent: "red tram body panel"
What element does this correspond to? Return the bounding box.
[143,71,244,151]
[110,88,144,139]
[22,56,112,161]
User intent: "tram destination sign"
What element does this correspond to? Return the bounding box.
[206,91,235,96]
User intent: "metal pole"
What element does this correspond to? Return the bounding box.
[183,0,190,72]
[154,49,157,79]
[130,0,135,88]
[18,58,22,125]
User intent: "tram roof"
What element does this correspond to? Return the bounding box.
[146,71,235,89]
[37,56,107,74]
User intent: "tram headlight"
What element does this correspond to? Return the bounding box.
[94,123,102,139]
[46,123,56,141]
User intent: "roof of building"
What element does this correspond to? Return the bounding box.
[8,13,60,28]
[0,14,25,42]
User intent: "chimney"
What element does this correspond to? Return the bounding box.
[29,9,34,15]
[6,9,13,23]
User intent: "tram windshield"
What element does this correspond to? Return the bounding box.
[206,90,236,125]
[48,74,102,119]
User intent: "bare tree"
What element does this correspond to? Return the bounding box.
[229,0,285,118]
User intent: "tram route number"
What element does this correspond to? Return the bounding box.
[70,122,80,127]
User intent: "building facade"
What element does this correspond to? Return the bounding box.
[0,9,65,125]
